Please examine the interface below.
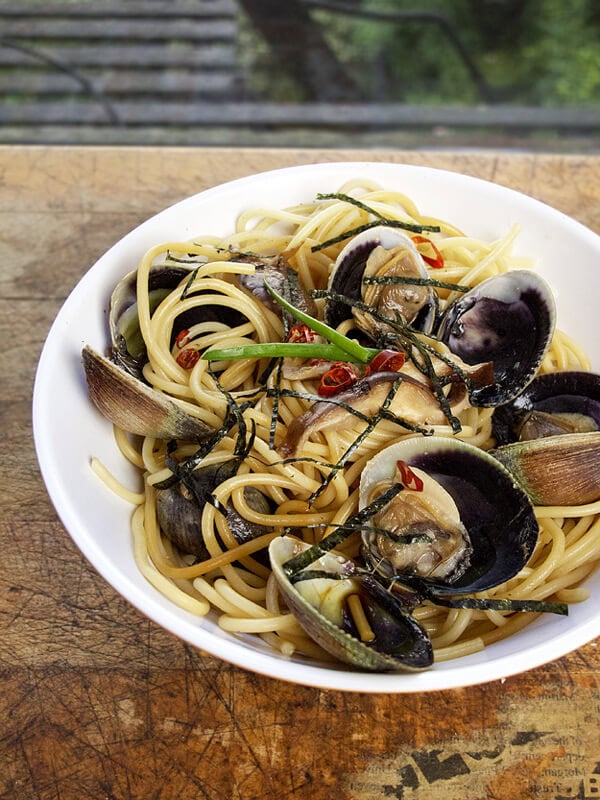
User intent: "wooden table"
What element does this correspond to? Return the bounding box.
[2,146,599,800]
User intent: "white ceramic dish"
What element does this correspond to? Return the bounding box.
[33,162,600,692]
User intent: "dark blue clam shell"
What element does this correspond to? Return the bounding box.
[437,270,556,407]
[360,438,539,597]
[492,370,600,445]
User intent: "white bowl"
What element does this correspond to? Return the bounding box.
[33,162,600,692]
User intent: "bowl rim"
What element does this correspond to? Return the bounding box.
[33,160,600,693]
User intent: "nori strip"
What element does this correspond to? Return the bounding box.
[282,482,404,577]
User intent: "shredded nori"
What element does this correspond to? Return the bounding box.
[311,193,441,252]
[290,570,353,584]
[282,482,404,578]
[424,593,568,616]
[362,275,469,293]
[179,265,202,299]
[269,357,284,451]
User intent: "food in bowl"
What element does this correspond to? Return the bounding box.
[80,178,600,673]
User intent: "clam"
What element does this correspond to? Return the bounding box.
[278,344,499,457]
[492,370,600,444]
[359,437,539,596]
[325,226,437,338]
[491,370,600,505]
[157,463,273,559]
[437,270,556,406]
[237,254,317,318]
[82,345,214,440]
[110,265,193,377]
[269,536,433,672]
[490,432,600,506]
[110,262,247,378]
[279,370,472,459]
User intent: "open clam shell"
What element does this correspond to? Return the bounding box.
[269,537,433,672]
[157,469,273,562]
[490,371,600,506]
[437,270,556,407]
[492,370,600,445]
[325,225,437,337]
[110,265,192,377]
[82,345,214,441]
[359,437,539,596]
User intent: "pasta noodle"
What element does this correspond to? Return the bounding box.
[93,179,600,666]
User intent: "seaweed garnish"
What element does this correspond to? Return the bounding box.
[269,358,284,450]
[289,570,352,584]
[282,482,404,578]
[312,193,441,252]
[154,365,258,515]
[153,420,236,491]
[180,265,201,299]
[362,275,469,293]
[421,592,568,616]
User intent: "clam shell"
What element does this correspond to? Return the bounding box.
[325,225,436,336]
[269,537,433,672]
[492,370,600,445]
[110,265,192,376]
[438,270,556,407]
[491,431,600,506]
[82,345,214,441]
[359,436,539,595]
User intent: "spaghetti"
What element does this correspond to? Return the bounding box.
[91,179,600,667]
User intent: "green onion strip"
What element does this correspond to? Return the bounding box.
[202,341,378,364]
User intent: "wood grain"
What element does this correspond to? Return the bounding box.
[1,146,599,800]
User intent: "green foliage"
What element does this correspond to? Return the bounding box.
[243,0,600,107]
[521,0,600,105]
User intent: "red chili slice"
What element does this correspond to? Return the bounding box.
[365,349,406,375]
[176,348,200,369]
[286,324,317,344]
[412,235,445,269]
[175,328,191,349]
[318,362,359,397]
[396,460,424,492]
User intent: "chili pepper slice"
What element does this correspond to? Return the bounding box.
[318,362,359,397]
[175,328,191,349]
[286,324,318,344]
[396,460,424,492]
[412,235,445,269]
[365,349,406,375]
[176,348,200,369]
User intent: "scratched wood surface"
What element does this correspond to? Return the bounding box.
[1,146,599,800]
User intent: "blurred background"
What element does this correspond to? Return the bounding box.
[1,0,599,151]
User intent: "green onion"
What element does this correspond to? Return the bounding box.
[201,341,378,364]
[263,281,376,364]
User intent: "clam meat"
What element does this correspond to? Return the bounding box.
[359,437,539,596]
[269,536,433,672]
[325,226,437,338]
